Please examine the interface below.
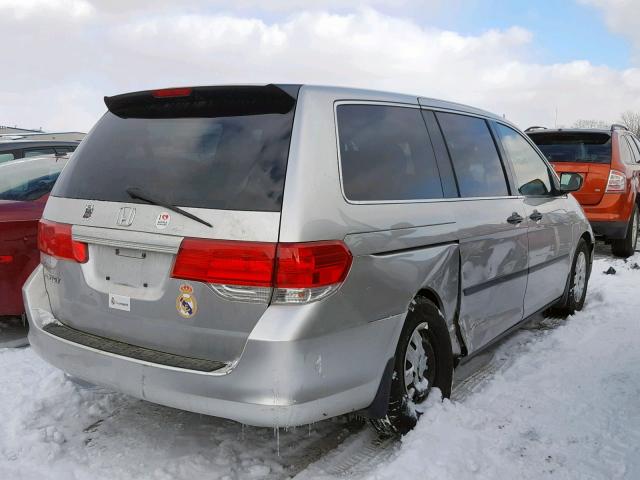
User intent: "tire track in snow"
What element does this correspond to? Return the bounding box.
[294,335,522,479]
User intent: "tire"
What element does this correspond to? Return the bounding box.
[611,205,639,258]
[553,238,590,315]
[369,298,453,437]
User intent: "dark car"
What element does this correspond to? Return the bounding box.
[0,155,69,317]
[0,140,79,164]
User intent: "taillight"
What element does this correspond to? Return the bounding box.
[38,219,88,263]
[171,239,352,304]
[273,242,353,303]
[275,242,352,287]
[606,169,626,193]
[172,239,276,287]
[152,87,192,98]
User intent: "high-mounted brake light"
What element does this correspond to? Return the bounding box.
[38,220,88,263]
[606,169,626,193]
[151,87,193,98]
[171,239,352,304]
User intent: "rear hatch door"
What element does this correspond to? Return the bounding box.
[550,162,610,205]
[41,85,299,363]
[528,131,611,205]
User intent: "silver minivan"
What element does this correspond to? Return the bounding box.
[24,84,593,435]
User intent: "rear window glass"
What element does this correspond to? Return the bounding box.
[528,132,611,164]
[436,112,509,197]
[336,104,444,201]
[53,91,296,212]
[0,157,68,201]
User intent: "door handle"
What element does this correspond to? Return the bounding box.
[530,210,543,222]
[507,212,524,224]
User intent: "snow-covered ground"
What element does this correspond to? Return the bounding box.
[1,253,639,479]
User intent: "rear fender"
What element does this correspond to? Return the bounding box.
[343,234,462,357]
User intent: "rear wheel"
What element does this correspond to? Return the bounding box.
[369,298,453,437]
[611,205,638,258]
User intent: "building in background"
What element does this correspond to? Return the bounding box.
[0,125,84,142]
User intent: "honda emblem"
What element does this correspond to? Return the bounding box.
[116,207,136,227]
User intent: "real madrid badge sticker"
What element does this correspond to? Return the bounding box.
[176,284,197,318]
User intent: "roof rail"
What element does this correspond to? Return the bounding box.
[524,126,547,132]
[611,123,629,132]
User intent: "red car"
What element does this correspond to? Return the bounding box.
[528,125,640,257]
[0,155,68,317]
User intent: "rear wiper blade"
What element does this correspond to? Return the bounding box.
[125,186,212,228]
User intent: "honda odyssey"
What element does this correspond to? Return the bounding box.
[24,84,593,435]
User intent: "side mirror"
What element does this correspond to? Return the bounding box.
[558,172,583,193]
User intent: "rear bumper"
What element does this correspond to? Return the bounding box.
[581,192,634,238]
[24,265,404,428]
[590,221,628,240]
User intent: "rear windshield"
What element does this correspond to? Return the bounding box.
[53,87,297,212]
[528,132,611,164]
[0,156,68,201]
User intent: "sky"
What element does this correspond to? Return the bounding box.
[2,0,640,132]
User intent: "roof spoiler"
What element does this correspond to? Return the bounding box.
[104,84,300,119]
[524,126,547,133]
[611,123,629,132]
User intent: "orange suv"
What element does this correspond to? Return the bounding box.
[528,125,640,257]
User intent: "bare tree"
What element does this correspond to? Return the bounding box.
[572,119,609,129]
[620,111,640,137]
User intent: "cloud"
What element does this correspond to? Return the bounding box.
[86,0,417,14]
[580,0,640,55]
[1,5,640,132]
[0,0,94,19]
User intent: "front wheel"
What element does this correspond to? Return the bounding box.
[553,238,590,315]
[611,205,638,258]
[369,298,453,437]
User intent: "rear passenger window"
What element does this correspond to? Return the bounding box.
[436,112,509,197]
[495,123,552,196]
[337,105,444,201]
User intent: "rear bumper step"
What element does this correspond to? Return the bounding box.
[43,323,227,373]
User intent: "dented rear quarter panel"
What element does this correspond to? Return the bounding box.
[279,86,464,354]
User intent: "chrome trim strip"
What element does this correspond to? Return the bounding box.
[72,225,182,254]
[72,235,180,254]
